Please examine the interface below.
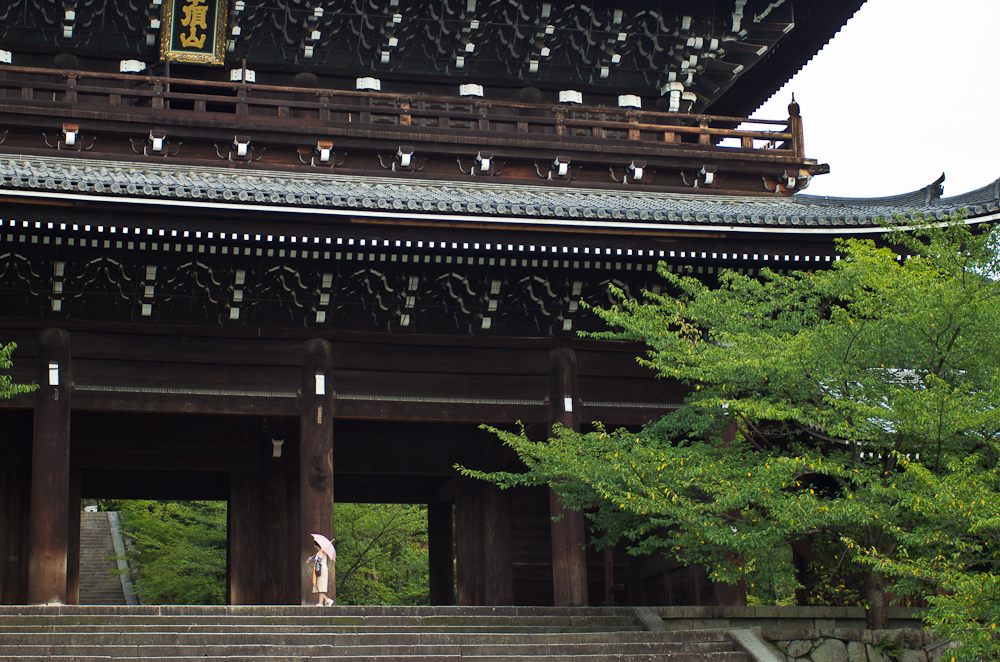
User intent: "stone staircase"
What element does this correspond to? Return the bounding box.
[79,511,127,606]
[0,606,751,661]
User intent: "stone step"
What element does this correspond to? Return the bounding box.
[0,607,747,662]
[3,657,745,662]
[0,605,642,616]
[0,615,645,628]
[0,651,745,662]
[0,625,726,645]
[79,511,126,607]
[0,632,731,649]
[0,641,736,656]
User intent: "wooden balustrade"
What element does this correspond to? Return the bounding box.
[0,65,801,155]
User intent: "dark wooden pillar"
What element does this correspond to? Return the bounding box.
[428,500,454,605]
[548,347,588,607]
[0,470,7,603]
[455,476,513,606]
[300,339,334,605]
[455,476,484,605]
[712,422,747,606]
[1,464,30,605]
[286,465,301,604]
[484,485,513,605]
[229,471,260,605]
[27,328,71,605]
[66,465,82,605]
[712,569,748,606]
[260,424,290,605]
[628,557,645,606]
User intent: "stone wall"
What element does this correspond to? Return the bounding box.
[769,628,935,662]
[650,607,939,662]
[653,605,926,634]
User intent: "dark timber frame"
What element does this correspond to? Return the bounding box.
[12,0,992,609]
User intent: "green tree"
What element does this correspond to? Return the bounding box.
[108,500,432,606]
[334,503,429,605]
[465,215,1000,641]
[0,341,37,399]
[112,500,228,605]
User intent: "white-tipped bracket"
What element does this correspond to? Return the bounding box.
[230,68,256,82]
[628,160,645,181]
[234,135,250,157]
[317,140,332,163]
[398,146,414,168]
[149,130,165,152]
[62,124,78,147]
[553,156,571,177]
[618,94,641,108]
[476,151,492,172]
[120,59,145,73]
[558,90,582,104]
[700,165,717,186]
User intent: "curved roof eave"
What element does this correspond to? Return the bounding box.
[709,0,869,118]
[1,156,996,235]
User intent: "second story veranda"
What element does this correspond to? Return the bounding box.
[0,63,827,196]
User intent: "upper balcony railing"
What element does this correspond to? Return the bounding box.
[0,65,806,159]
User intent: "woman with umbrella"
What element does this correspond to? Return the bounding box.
[307,533,336,606]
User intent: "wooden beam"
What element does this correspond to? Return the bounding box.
[81,469,230,501]
[27,328,72,605]
[73,391,299,416]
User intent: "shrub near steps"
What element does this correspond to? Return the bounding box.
[0,605,749,662]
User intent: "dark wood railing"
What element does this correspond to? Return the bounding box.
[0,65,805,157]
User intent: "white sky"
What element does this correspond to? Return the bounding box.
[749,0,1000,199]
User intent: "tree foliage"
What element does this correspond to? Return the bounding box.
[465,215,1000,651]
[111,500,228,605]
[0,341,37,399]
[334,503,429,605]
[108,500,431,606]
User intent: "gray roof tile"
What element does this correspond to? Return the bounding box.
[1,156,997,229]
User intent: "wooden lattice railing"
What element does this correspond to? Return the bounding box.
[0,65,804,156]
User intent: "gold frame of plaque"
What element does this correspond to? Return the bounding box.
[160,0,228,65]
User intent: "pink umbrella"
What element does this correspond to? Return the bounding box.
[311,533,336,561]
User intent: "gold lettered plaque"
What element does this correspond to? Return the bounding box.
[161,0,227,65]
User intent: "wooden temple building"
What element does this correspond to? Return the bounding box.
[1,0,998,608]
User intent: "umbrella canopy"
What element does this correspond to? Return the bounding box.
[311,533,336,561]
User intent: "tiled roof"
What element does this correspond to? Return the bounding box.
[1,156,997,232]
